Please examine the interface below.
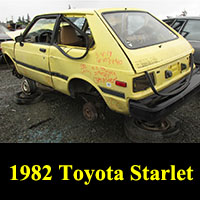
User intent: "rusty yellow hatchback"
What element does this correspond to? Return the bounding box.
[2,8,200,124]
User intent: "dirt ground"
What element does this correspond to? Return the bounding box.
[1,64,200,143]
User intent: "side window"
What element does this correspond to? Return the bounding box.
[57,17,94,48]
[171,20,186,32]
[68,17,85,29]
[24,18,56,43]
[181,20,200,41]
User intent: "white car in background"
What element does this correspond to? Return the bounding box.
[0,25,12,63]
[0,25,24,63]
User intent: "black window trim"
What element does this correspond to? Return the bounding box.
[52,14,90,60]
[21,14,60,45]
[20,14,91,59]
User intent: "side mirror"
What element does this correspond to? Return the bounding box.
[15,35,23,43]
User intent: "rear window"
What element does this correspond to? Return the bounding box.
[103,11,178,49]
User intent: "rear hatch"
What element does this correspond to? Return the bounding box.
[122,38,192,73]
[99,9,194,94]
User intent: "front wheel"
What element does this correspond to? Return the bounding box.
[13,90,44,105]
[21,78,37,95]
[0,55,5,64]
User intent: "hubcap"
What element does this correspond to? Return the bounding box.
[22,80,31,93]
[83,102,98,121]
[135,119,171,132]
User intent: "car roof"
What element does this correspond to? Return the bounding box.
[37,8,147,17]
[164,16,200,21]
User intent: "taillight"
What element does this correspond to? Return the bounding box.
[133,73,155,92]
[115,80,127,87]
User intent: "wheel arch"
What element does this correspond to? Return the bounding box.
[68,76,106,101]
[3,53,15,65]
[3,52,23,78]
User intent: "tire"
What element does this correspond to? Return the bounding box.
[0,55,3,64]
[21,78,37,95]
[0,55,6,64]
[124,115,180,143]
[13,91,44,105]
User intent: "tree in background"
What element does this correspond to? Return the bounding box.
[6,14,31,30]
[26,14,30,23]
[180,10,187,17]
[15,14,31,29]
[68,4,72,9]
[17,16,22,23]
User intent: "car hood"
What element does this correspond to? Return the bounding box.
[122,38,193,73]
[4,29,25,40]
[0,33,11,40]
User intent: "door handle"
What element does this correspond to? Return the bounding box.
[39,48,46,53]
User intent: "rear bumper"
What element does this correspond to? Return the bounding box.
[129,68,200,122]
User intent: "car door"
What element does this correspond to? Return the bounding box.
[49,15,94,95]
[180,19,200,66]
[14,16,57,87]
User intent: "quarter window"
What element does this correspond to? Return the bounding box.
[57,17,94,48]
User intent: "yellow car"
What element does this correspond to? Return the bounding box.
[2,8,200,126]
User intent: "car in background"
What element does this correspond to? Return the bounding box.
[0,24,12,63]
[163,17,200,66]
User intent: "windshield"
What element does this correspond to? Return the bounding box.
[103,11,178,49]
